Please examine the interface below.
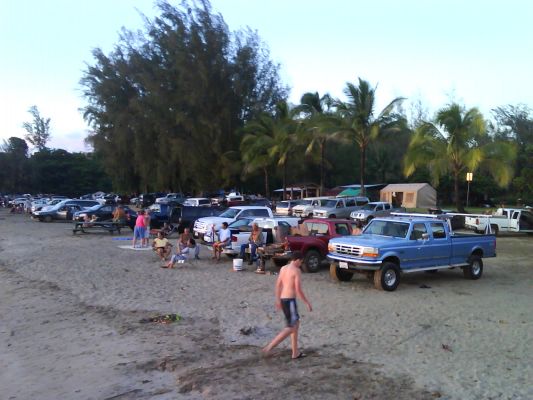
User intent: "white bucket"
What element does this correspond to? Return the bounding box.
[233,258,244,271]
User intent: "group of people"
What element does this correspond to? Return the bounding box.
[153,228,200,269]
[211,222,264,264]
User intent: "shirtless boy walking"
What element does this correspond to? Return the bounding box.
[262,251,312,359]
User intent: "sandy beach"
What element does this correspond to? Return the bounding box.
[0,209,531,400]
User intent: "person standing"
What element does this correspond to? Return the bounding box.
[142,209,151,247]
[132,210,146,248]
[262,251,312,359]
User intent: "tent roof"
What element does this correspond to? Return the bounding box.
[340,184,386,189]
[338,188,361,196]
[381,183,433,192]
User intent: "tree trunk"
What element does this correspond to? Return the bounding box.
[320,140,326,195]
[454,171,463,212]
[360,144,366,196]
[263,167,269,198]
[282,162,287,200]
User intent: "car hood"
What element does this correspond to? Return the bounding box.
[330,234,402,248]
[197,216,233,226]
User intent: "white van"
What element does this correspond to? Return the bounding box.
[312,196,369,219]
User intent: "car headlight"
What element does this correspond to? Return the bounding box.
[362,247,379,257]
[328,243,335,252]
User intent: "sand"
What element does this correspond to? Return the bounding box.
[0,209,531,399]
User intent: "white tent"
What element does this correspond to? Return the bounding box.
[380,183,437,208]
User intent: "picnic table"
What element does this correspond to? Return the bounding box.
[72,221,123,235]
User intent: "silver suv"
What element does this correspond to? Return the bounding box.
[312,196,369,219]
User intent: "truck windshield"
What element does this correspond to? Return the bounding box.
[219,209,240,218]
[364,220,409,238]
[361,203,377,211]
[323,200,339,208]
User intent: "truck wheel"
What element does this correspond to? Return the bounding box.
[374,262,400,291]
[330,263,353,282]
[366,216,373,224]
[490,224,499,235]
[463,255,483,280]
[302,250,322,273]
[329,214,336,218]
[44,215,53,223]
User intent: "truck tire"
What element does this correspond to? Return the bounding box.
[44,215,53,223]
[302,250,322,273]
[329,263,353,282]
[373,262,400,291]
[463,255,483,280]
[366,216,374,224]
[490,224,499,235]
[329,214,336,218]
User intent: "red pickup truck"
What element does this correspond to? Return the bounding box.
[272,218,356,273]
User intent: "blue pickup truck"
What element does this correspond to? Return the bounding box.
[327,214,496,291]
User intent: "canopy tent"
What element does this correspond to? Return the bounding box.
[380,183,437,208]
[338,188,361,197]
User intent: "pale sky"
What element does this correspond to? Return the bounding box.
[1,0,531,152]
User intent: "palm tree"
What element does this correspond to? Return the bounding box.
[267,101,300,199]
[335,78,405,195]
[240,101,299,199]
[404,103,516,210]
[240,114,276,197]
[295,92,338,194]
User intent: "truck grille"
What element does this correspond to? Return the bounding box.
[194,221,207,231]
[333,244,362,256]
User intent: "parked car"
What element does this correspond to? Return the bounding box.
[73,204,137,229]
[313,196,370,219]
[272,218,356,273]
[155,193,185,205]
[34,198,68,213]
[328,213,497,291]
[33,199,100,222]
[182,197,212,207]
[292,197,333,218]
[174,205,225,233]
[245,198,273,208]
[136,193,164,208]
[275,200,307,216]
[350,202,405,226]
[193,206,274,243]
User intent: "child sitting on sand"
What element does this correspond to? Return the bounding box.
[152,231,172,261]
[164,238,197,269]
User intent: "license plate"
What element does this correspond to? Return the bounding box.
[339,261,348,269]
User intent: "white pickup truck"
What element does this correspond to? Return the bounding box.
[464,208,533,235]
[193,206,274,243]
[223,216,300,257]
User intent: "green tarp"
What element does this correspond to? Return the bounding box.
[338,188,361,196]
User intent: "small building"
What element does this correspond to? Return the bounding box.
[273,183,321,199]
[380,183,437,208]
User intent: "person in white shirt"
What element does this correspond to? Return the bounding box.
[212,222,230,261]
